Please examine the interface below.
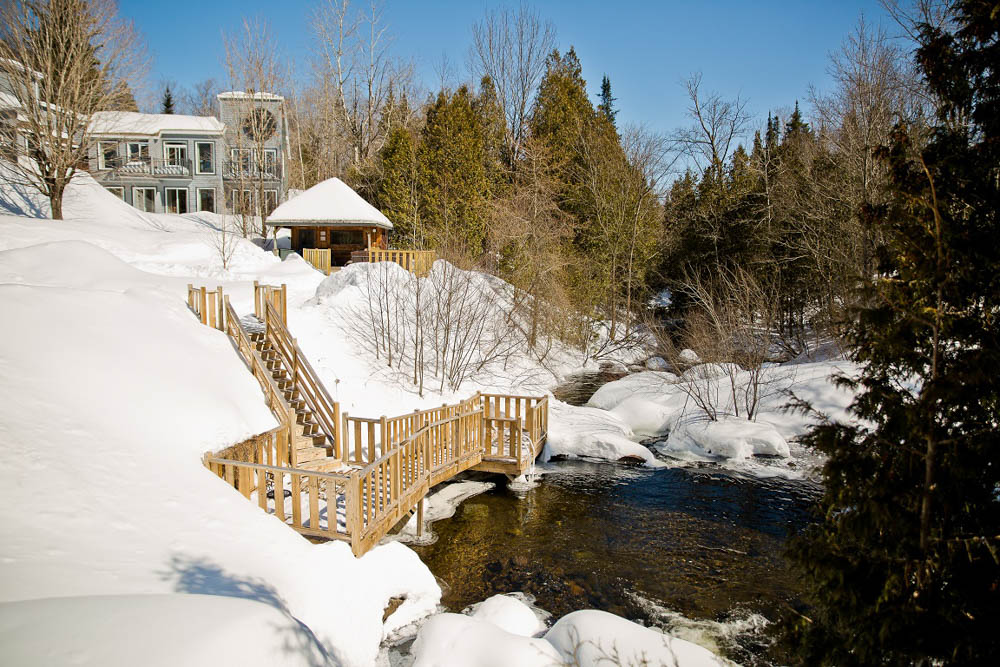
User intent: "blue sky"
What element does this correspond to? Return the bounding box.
[122,0,899,136]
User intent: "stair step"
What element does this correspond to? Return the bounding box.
[294,446,330,464]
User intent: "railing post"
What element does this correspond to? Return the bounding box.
[341,411,350,463]
[199,286,208,325]
[281,284,288,325]
[253,280,260,319]
[333,401,343,460]
[217,286,225,331]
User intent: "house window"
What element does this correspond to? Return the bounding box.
[197,188,216,213]
[98,141,118,169]
[104,186,125,201]
[231,148,252,176]
[195,141,214,174]
[132,187,156,212]
[260,148,277,178]
[163,142,188,175]
[262,189,277,216]
[127,141,149,162]
[165,187,189,214]
[231,188,253,215]
[331,230,363,245]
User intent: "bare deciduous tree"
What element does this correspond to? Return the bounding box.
[673,72,750,182]
[223,16,285,236]
[0,0,145,219]
[469,4,555,168]
[184,78,220,117]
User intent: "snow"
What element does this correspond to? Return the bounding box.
[660,417,790,460]
[546,401,664,466]
[89,111,225,135]
[0,594,329,667]
[267,177,392,228]
[468,594,548,637]
[410,600,732,667]
[587,370,678,410]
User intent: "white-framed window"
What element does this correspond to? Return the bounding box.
[230,148,252,176]
[104,186,125,201]
[260,148,277,177]
[126,141,149,162]
[195,141,214,174]
[98,141,118,169]
[165,187,189,214]
[132,187,156,212]
[230,188,254,215]
[164,142,187,166]
[262,189,277,216]
[197,188,216,213]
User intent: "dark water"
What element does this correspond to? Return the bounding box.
[551,368,627,405]
[413,459,819,663]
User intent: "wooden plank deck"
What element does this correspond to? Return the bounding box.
[192,282,547,557]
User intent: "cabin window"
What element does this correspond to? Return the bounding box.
[262,189,277,216]
[195,141,214,174]
[127,141,149,162]
[98,141,118,169]
[132,187,155,212]
[165,187,189,214]
[197,188,216,213]
[104,186,125,201]
[330,230,364,245]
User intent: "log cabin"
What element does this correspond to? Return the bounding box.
[265,177,392,267]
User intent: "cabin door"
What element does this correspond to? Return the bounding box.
[299,229,315,251]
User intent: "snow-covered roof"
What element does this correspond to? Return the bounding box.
[217,91,284,102]
[266,177,392,229]
[88,111,225,136]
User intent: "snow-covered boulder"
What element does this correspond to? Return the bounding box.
[659,417,790,460]
[412,613,562,667]
[586,371,677,411]
[546,610,733,667]
[679,348,701,365]
[681,363,743,381]
[645,356,670,371]
[547,400,663,466]
[469,594,547,637]
[609,396,680,437]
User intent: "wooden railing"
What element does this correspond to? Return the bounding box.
[223,297,296,465]
[351,249,436,277]
[253,282,287,326]
[302,248,333,275]
[203,456,353,541]
[214,424,292,468]
[258,292,343,458]
[187,284,225,330]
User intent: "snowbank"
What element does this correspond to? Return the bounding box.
[0,241,439,666]
[546,400,663,466]
[0,594,329,667]
[469,594,548,637]
[587,370,678,410]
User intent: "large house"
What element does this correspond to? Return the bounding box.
[88,91,289,216]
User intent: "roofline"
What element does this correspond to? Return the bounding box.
[89,128,225,138]
[265,219,393,230]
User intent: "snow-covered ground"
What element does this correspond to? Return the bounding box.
[2,171,761,665]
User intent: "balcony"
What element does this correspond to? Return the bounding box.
[223,159,282,182]
[99,156,193,178]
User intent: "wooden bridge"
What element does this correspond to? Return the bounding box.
[187,282,548,556]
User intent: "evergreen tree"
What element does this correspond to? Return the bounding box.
[597,74,617,127]
[161,85,175,114]
[784,3,1000,663]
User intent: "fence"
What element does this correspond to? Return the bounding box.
[187,284,225,330]
[350,249,436,277]
[302,248,333,275]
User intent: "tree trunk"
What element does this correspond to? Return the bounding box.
[49,183,65,220]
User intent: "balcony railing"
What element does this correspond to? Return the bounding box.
[99,156,193,178]
[223,159,282,182]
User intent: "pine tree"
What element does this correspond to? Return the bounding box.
[161,85,175,114]
[597,74,617,127]
[783,3,1000,664]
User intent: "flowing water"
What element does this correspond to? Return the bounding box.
[408,374,819,664]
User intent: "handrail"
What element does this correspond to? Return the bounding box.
[205,457,352,481]
[262,299,343,457]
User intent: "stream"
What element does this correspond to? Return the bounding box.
[408,372,819,665]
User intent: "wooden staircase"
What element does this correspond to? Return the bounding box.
[188,282,548,556]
